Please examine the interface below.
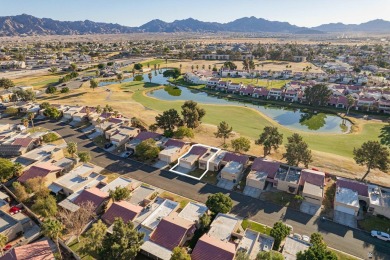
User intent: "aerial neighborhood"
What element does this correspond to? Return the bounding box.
[0,3,390,260]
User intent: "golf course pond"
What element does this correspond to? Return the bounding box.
[100,70,352,134]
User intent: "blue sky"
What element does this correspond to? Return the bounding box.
[2,0,390,27]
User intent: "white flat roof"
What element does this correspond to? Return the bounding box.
[303,182,323,198]
[141,241,171,260]
[222,161,243,175]
[178,202,208,223]
[160,146,180,157]
[100,177,132,193]
[141,199,178,230]
[283,237,310,260]
[335,187,359,208]
[208,213,238,241]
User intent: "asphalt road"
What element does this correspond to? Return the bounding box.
[2,118,390,260]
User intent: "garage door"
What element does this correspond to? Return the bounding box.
[335,205,356,215]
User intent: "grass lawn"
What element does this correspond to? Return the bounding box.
[221,77,289,89]
[261,191,297,208]
[358,215,390,233]
[68,238,96,260]
[160,191,192,209]
[13,74,63,90]
[241,219,272,235]
[100,170,120,183]
[330,249,360,260]
[133,88,385,159]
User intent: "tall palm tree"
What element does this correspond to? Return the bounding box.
[27,112,35,131]
[42,219,64,260]
[0,234,7,256]
[148,72,153,83]
[191,65,194,72]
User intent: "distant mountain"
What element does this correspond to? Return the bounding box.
[0,14,389,36]
[313,19,390,32]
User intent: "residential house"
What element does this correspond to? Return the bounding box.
[100,177,134,193]
[237,229,275,259]
[62,106,83,121]
[73,187,109,213]
[158,139,190,164]
[267,88,283,100]
[274,165,302,194]
[102,200,143,225]
[282,237,310,260]
[334,178,368,217]
[199,149,224,171]
[14,144,64,169]
[179,145,209,170]
[367,185,390,219]
[0,210,23,242]
[17,162,62,185]
[246,158,280,191]
[378,99,390,114]
[0,137,36,157]
[356,97,376,110]
[220,152,249,184]
[1,239,55,260]
[299,169,325,206]
[125,131,163,152]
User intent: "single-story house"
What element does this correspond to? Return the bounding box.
[125,131,163,151]
[246,158,280,191]
[274,165,302,194]
[102,200,143,225]
[0,210,23,242]
[17,162,62,185]
[299,169,325,205]
[220,153,249,183]
[14,144,64,169]
[179,145,209,169]
[74,187,109,213]
[158,139,190,164]
[109,126,140,147]
[1,239,55,260]
[191,234,236,260]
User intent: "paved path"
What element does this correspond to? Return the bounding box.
[3,118,390,259]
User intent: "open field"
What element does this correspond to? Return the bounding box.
[12,73,63,90]
[221,77,289,89]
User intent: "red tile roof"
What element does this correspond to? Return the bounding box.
[102,201,142,225]
[191,234,236,260]
[74,188,109,210]
[251,158,280,179]
[189,146,208,156]
[150,213,194,251]
[299,169,325,187]
[135,131,161,141]
[336,178,368,197]
[1,240,55,260]
[18,163,62,183]
[222,152,249,165]
[12,137,34,148]
[164,139,186,149]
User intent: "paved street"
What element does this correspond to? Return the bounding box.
[2,118,390,259]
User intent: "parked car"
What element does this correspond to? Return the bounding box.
[120,150,133,158]
[9,206,22,215]
[104,143,114,149]
[371,231,390,242]
[293,233,302,240]
[3,244,12,251]
[302,235,310,243]
[61,83,67,86]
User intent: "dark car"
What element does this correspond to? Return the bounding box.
[104,143,113,149]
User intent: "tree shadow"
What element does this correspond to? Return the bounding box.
[379,124,390,148]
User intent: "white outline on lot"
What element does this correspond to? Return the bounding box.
[169,144,221,180]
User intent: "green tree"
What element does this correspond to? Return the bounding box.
[181,100,206,129]
[206,192,233,215]
[99,218,144,260]
[353,141,390,180]
[45,86,57,94]
[174,126,194,139]
[214,121,233,144]
[78,151,91,163]
[109,186,131,202]
[0,78,15,89]
[12,162,23,177]
[40,102,51,110]
[256,127,283,156]
[21,118,29,129]
[90,79,98,91]
[235,250,250,260]
[163,68,181,85]
[41,218,64,260]
[223,61,237,70]
[0,233,7,256]
[32,194,58,217]
[82,219,107,254]
[27,112,35,131]
[155,109,183,132]
[48,67,58,74]
[231,137,251,153]
[43,106,61,119]
[148,72,153,83]
[135,139,160,160]
[242,58,255,71]
[60,87,70,93]
[304,84,332,107]
[270,222,291,250]
[67,142,78,158]
[116,73,124,83]
[70,63,77,72]
[97,63,106,70]
[12,182,29,202]
[296,233,337,260]
[256,250,284,260]
[283,133,312,168]
[346,94,355,115]
[5,107,18,116]
[199,213,211,231]
[0,158,17,182]
[25,176,50,198]
[170,247,191,260]
[134,63,143,70]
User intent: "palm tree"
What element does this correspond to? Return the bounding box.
[154,64,157,71]
[191,65,194,72]
[148,72,152,83]
[179,64,182,72]
[21,118,29,129]
[70,63,77,72]
[0,234,7,256]
[27,112,35,131]
[208,65,211,71]
[196,65,199,70]
[42,219,64,260]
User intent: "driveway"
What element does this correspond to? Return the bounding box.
[217,179,235,190]
[300,201,321,216]
[334,210,357,228]
[1,118,390,259]
[243,186,262,198]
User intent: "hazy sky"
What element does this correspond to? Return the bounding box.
[2,0,390,27]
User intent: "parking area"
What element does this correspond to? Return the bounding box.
[300,201,321,216]
[243,186,263,198]
[333,210,357,228]
[217,178,235,190]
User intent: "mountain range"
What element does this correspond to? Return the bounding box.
[1,14,390,36]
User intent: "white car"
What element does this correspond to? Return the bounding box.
[371,230,390,242]
[293,233,302,240]
[302,235,310,243]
